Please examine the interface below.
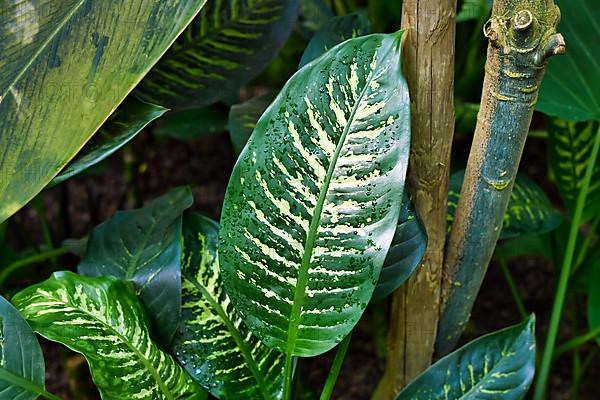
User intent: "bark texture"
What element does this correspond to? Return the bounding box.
[436,0,564,357]
[375,1,456,397]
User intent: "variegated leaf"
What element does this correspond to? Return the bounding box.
[136,0,300,109]
[13,272,207,400]
[0,296,46,400]
[398,316,536,400]
[173,213,284,400]
[447,170,562,239]
[219,32,411,356]
[548,119,600,221]
[78,187,193,345]
[228,93,276,155]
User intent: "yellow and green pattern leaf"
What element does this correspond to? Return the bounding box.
[13,272,207,400]
[136,0,300,109]
[173,213,284,400]
[0,0,207,224]
[219,32,411,357]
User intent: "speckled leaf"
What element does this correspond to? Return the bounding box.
[136,0,300,109]
[0,296,46,400]
[448,170,562,239]
[228,93,276,155]
[537,0,600,121]
[13,272,206,400]
[398,316,536,400]
[548,119,600,221]
[51,97,167,186]
[219,32,411,356]
[372,193,427,302]
[173,213,284,400]
[78,187,193,344]
[299,13,371,68]
[0,0,207,224]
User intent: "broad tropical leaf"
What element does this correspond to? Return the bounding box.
[537,0,600,121]
[372,194,427,302]
[299,14,371,68]
[51,97,167,186]
[13,272,206,400]
[397,316,536,400]
[548,119,600,221]
[78,187,193,344]
[297,0,335,38]
[0,0,207,224]
[448,170,562,239]
[136,0,300,109]
[173,213,284,400]
[219,32,411,356]
[155,105,228,140]
[0,296,46,400]
[228,93,276,155]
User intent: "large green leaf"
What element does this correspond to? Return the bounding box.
[228,93,276,155]
[13,272,206,400]
[219,32,411,356]
[298,13,371,68]
[51,97,167,186]
[448,170,562,239]
[372,194,427,302]
[397,316,536,399]
[0,0,207,224]
[537,0,600,121]
[173,213,284,400]
[136,0,300,109]
[155,105,228,140]
[548,119,600,221]
[78,187,193,344]
[0,296,46,400]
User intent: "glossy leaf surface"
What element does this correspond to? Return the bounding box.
[398,316,536,400]
[219,32,411,356]
[0,0,207,224]
[13,272,206,400]
[548,119,600,221]
[0,296,45,400]
[372,194,427,302]
[51,97,166,186]
[448,170,562,239]
[78,187,193,344]
[537,0,600,121]
[299,13,371,68]
[173,213,284,400]
[136,0,300,109]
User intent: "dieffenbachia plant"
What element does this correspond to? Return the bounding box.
[218,31,411,398]
[437,0,565,356]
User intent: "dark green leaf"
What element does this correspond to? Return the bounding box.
[228,93,276,155]
[297,0,335,38]
[78,187,193,344]
[299,14,371,68]
[173,213,284,400]
[136,0,300,109]
[219,32,411,356]
[51,97,167,186]
[13,272,207,400]
[155,105,228,140]
[448,170,562,239]
[0,296,45,399]
[398,316,536,399]
[537,0,600,121]
[548,119,600,221]
[493,234,553,262]
[0,0,207,224]
[456,0,491,23]
[372,194,427,302]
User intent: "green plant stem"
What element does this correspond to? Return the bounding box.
[33,198,57,265]
[0,248,66,287]
[554,325,600,358]
[283,353,295,400]
[319,333,352,400]
[499,259,528,320]
[574,216,599,272]
[534,126,600,400]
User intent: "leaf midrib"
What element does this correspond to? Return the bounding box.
[185,272,274,400]
[284,49,383,355]
[1,0,86,102]
[0,368,45,397]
